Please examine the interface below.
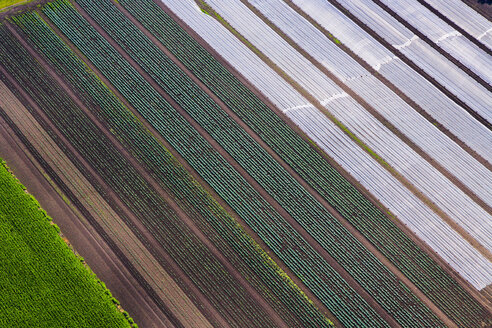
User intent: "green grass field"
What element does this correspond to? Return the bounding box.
[0,0,29,10]
[0,159,136,327]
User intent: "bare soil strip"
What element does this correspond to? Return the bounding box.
[159,0,492,313]
[243,0,492,218]
[414,0,492,56]
[0,81,178,328]
[283,0,492,171]
[196,0,492,268]
[371,0,492,92]
[7,26,239,328]
[483,284,492,305]
[316,0,492,132]
[0,59,215,327]
[0,122,173,328]
[19,12,288,327]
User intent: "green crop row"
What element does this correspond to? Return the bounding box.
[117,0,492,327]
[41,0,385,326]
[0,23,277,327]
[73,0,447,327]
[12,9,335,327]
[0,158,135,327]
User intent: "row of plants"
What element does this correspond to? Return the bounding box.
[40,0,387,326]
[118,0,491,326]
[12,9,334,328]
[0,23,275,328]
[73,0,446,327]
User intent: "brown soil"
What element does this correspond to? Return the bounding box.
[0,53,219,328]
[482,284,492,305]
[0,91,173,328]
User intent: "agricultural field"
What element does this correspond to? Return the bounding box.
[0,0,490,327]
[0,159,135,327]
[0,0,28,11]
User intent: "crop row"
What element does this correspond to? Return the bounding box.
[71,0,447,327]
[0,24,276,328]
[0,158,134,328]
[12,10,336,328]
[42,1,391,327]
[126,0,491,326]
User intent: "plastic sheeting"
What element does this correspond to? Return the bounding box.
[163,0,492,289]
